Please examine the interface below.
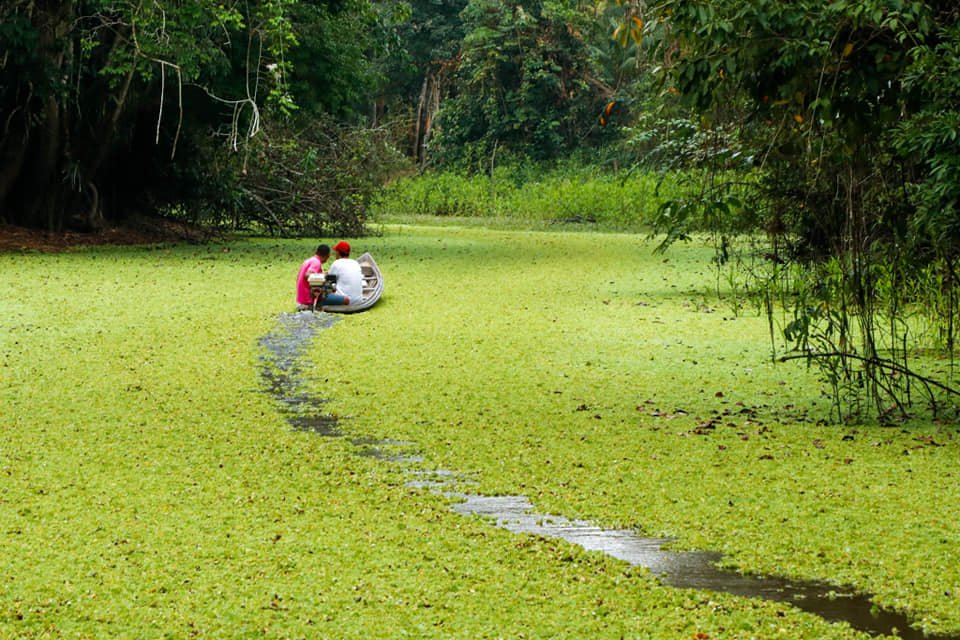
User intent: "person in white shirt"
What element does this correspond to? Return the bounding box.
[323,241,364,306]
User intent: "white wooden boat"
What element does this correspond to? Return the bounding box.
[307,252,383,314]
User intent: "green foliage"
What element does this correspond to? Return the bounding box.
[434,0,612,165]
[0,1,384,232]
[610,0,960,420]
[376,0,468,104]
[373,163,693,229]
[618,115,705,170]
[286,0,382,120]
[0,15,41,81]
[889,22,960,262]
[234,118,408,236]
[649,172,762,258]
[161,116,407,236]
[378,170,492,218]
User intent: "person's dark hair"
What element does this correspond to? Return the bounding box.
[316,244,330,257]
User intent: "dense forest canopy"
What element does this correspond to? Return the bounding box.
[0,0,654,233]
[0,0,384,233]
[2,0,958,237]
[3,0,958,272]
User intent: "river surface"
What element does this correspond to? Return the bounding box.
[257,312,955,639]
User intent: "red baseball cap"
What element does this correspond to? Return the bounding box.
[333,241,351,254]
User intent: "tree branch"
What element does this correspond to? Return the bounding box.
[779,351,960,397]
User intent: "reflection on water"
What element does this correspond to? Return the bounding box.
[448,493,949,639]
[257,312,954,640]
[257,311,342,436]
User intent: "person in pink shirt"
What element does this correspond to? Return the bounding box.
[295,244,330,310]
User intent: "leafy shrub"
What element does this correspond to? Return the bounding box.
[171,117,408,236]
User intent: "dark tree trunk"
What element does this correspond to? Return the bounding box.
[0,1,141,231]
[0,107,30,223]
[1,1,77,231]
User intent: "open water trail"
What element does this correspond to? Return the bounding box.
[257,312,343,436]
[257,312,956,640]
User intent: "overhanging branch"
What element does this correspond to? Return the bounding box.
[779,351,960,397]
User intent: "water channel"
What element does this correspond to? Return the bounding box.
[257,312,956,639]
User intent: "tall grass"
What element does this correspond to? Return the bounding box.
[372,163,696,230]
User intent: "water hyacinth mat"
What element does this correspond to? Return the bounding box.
[1,226,957,638]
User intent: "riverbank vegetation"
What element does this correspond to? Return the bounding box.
[4,228,959,638]
[373,163,698,230]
